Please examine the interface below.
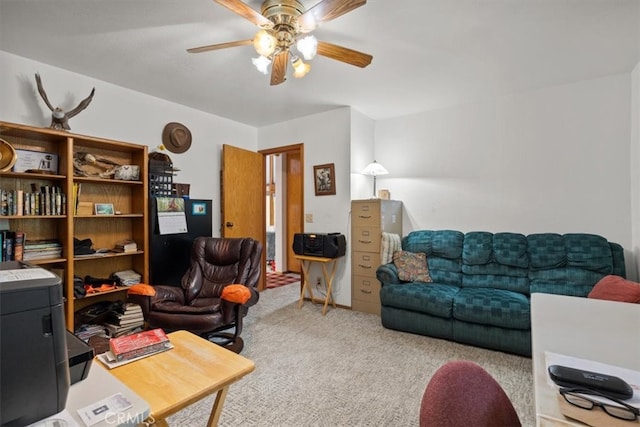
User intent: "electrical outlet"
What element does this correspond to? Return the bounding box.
[305,213,313,223]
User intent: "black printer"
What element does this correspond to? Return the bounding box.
[0,261,69,426]
[293,233,346,258]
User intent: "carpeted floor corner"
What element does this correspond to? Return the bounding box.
[168,283,535,426]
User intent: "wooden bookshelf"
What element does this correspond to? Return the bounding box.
[0,121,149,330]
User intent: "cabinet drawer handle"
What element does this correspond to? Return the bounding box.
[358,264,372,269]
[360,289,372,294]
[358,215,372,219]
[358,239,372,244]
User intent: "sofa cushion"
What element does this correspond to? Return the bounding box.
[493,233,528,268]
[453,288,530,330]
[463,231,493,265]
[462,273,529,294]
[463,232,528,268]
[393,251,432,282]
[527,233,566,269]
[564,233,613,274]
[529,268,607,297]
[380,283,459,318]
[403,230,464,259]
[528,233,613,274]
[588,275,640,303]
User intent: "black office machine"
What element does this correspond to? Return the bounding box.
[293,233,346,258]
[0,261,69,426]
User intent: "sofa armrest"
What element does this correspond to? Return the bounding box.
[376,263,403,286]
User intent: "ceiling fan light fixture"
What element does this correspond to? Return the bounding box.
[296,35,318,60]
[291,56,310,78]
[252,55,271,74]
[253,29,277,57]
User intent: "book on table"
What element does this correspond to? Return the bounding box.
[109,328,170,362]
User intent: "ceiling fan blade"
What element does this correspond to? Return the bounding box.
[298,0,366,33]
[316,41,372,68]
[215,0,274,29]
[187,39,253,53]
[270,50,289,86]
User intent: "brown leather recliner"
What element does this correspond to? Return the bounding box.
[129,236,262,353]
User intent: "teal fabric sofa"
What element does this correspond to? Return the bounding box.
[375,230,626,356]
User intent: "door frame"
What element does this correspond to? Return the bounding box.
[260,143,304,277]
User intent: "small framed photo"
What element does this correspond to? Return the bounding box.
[95,203,115,215]
[313,163,336,196]
[192,202,207,215]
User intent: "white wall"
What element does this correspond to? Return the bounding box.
[631,61,640,279]
[374,74,634,277]
[349,109,375,200]
[0,51,257,235]
[258,108,353,305]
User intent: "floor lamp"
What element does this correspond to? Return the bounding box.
[361,160,389,198]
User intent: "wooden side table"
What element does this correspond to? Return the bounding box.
[294,254,343,315]
[108,330,255,426]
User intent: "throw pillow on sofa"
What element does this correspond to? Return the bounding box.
[393,250,433,283]
[588,275,640,303]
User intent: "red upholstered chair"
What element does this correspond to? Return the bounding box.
[420,360,521,427]
[128,236,262,353]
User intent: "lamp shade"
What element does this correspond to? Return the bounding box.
[361,160,389,176]
[253,29,277,57]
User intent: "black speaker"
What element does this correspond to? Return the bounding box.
[293,233,346,258]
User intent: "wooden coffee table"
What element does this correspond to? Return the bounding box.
[109,330,255,426]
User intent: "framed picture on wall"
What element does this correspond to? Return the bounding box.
[313,163,336,196]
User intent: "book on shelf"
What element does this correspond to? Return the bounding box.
[24,238,62,249]
[112,269,142,286]
[22,238,63,260]
[13,231,25,261]
[0,186,66,217]
[105,303,144,326]
[109,328,170,362]
[112,239,137,253]
[104,323,144,338]
[2,230,14,262]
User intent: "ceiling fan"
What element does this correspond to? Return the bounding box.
[187,0,373,85]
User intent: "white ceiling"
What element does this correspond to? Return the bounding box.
[1,0,639,127]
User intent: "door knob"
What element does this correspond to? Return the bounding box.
[226,221,234,228]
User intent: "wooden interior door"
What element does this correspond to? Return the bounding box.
[221,144,265,289]
[286,151,303,273]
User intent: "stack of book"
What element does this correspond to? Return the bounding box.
[112,239,137,253]
[112,269,142,286]
[109,328,171,362]
[103,303,145,337]
[75,324,107,342]
[23,238,62,261]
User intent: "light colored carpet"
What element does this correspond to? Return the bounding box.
[168,283,535,426]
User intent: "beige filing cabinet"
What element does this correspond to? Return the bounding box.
[351,199,402,314]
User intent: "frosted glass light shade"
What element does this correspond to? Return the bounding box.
[253,30,277,57]
[292,57,311,78]
[252,56,271,74]
[296,35,318,60]
[361,160,389,176]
